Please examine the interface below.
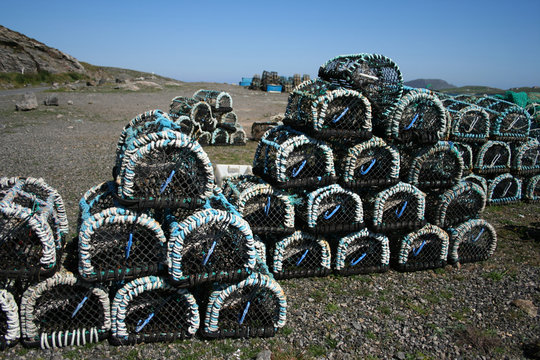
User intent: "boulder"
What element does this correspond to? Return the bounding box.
[15,92,38,111]
[512,299,538,317]
[44,95,59,106]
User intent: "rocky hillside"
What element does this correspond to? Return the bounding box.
[404,78,456,90]
[0,25,85,75]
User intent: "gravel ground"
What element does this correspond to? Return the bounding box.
[0,84,538,359]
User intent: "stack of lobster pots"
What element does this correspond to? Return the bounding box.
[221,53,502,282]
[0,109,288,351]
[169,89,247,146]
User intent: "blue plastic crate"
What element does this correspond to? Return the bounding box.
[239,81,251,87]
[266,85,282,93]
[241,77,253,83]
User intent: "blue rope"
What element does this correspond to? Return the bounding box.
[202,241,217,266]
[395,201,408,219]
[331,107,349,123]
[472,228,484,242]
[324,204,341,219]
[296,249,309,266]
[412,240,426,257]
[136,312,154,333]
[160,170,176,194]
[125,233,134,260]
[360,159,376,175]
[238,301,251,325]
[291,159,307,178]
[403,113,419,130]
[264,196,271,216]
[350,252,367,266]
[71,295,88,318]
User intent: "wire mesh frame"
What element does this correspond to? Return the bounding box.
[272,231,332,279]
[0,177,69,243]
[318,53,403,120]
[334,228,390,275]
[462,174,488,194]
[487,173,522,205]
[474,141,512,175]
[512,140,540,175]
[475,96,531,141]
[230,127,247,145]
[193,89,233,113]
[0,289,19,349]
[407,141,464,190]
[115,109,171,161]
[170,98,217,132]
[117,131,215,207]
[175,115,202,138]
[252,126,337,189]
[167,209,257,286]
[211,127,230,146]
[371,182,426,232]
[341,136,400,189]
[222,175,295,235]
[202,273,287,339]
[20,272,111,349]
[394,224,449,272]
[443,100,490,143]
[110,276,199,345]
[451,142,474,174]
[284,80,373,139]
[388,91,447,143]
[78,207,167,282]
[298,184,364,234]
[447,219,497,265]
[524,174,540,202]
[0,203,58,280]
[430,181,486,228]
[217,111,238,128]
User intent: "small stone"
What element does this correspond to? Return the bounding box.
[256,350,272,360]
[396,351,406,360]
[15,92,38,111]
[512,299,538,317]
[67,100,74,105]
[44,95,59,106]
[352,322,362,330]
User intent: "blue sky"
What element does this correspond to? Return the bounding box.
[1,0,539,88]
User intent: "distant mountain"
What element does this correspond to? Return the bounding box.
[404,79,456,90]
[0,25,85,74]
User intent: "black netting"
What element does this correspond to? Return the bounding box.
[428,182,486,228]
[524,175,540,202]
[334,230,389,275]
[452,142,473,173]
[242,193,294,234]
[211,128,230,145]
[393,225,448,272]
[487,174,522,205]
[474,141,511,174]
[512,140,540,175]
[448,220,497,264]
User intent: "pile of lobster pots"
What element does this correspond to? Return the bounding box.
[223,53,537,282]
[0,109,286,350]
[169,89,247,146]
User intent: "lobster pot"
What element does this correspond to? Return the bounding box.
[388,90,447,143]
[170,98,216,132]
[473,141,511,175]
[293,74,302,87]
[0,176,68,244]
[198,131,212,146]
[217,111,238,128]
[116,110,171,160]
[393,224,449,272]
[79,207,167,282]
[0,203,58,279]
[193,89,233,114]
[250,75,261,90]
[230,127,247,145]
[523,174,540,202]
[475,96,531,141]
[530,128,540,143]
[334,229,389,275]
[406,141,464,190]
[20,273,111,349]
[512,140,540,175]
[369,182,426,232]
[341,137,400,189]
[211,127,230,146]
[428,182,486,228]
[462,174,488,194]
[111,276,199,345]
[284,79,372,140]
[117,131,214,207]
[78,181,119,231]
[318,53,403,120]
[443,99,490,143]
[298,184,364,234]
[175,116,201,138]
[203,273,287,339]
[452,142,473,174]
[271,231,331,279]
[222,175,295,235]
[253,126,336,189]
[0,289,19,349]
[168,209,257,286]
[487,173,522,205]
[447,219,496,264]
